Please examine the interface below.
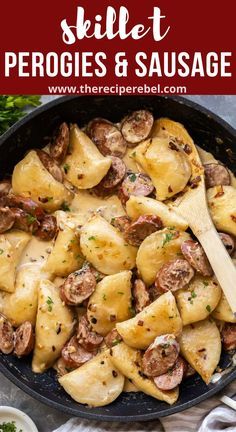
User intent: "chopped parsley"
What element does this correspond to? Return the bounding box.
[61,202,70,212]
[191,291,197,298]
[117,291,124,295]
[0,249,4,255]
[131,151,136,157]
[63,163,70,174]
[203,281,209,287]
[103,294,107,301]
[206,304,211,313]
[46,296,54,312]
[129,173,137,182]
[0,421,22,432]
[27,214,37,224]
[88,236,96,241]
[162,232,174,247]
[46,196,53,202]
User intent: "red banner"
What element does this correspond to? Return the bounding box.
[0,0,235,94]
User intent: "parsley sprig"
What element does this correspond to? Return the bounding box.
[0,95,41,135]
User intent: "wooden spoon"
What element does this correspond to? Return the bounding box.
[155,118,236,315]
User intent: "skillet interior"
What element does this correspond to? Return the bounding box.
[0,95,236,421]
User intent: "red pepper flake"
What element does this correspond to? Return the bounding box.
[138,320,144,326]
[168,185,173,193]
[110,314,116,322]
[190,176,201,189]
[231,215,236,223]
[183,144,192,154]
[169,141,179,151]
[214,186,224,198]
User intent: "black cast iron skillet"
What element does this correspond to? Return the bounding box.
[0,96,236,421]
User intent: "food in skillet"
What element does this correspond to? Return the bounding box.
[0,111,236,407]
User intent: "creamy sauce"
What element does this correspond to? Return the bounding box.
[70,190,125,223]
[19,236,53,268]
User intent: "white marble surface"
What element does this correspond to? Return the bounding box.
[0,95,235,432]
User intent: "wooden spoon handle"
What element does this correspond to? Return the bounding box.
[198,228,236,315]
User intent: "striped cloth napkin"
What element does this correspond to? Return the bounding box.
[53,381,236,432]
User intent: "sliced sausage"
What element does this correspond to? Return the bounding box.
[0,179,11,197]
[1,194,45,220]
[155,259,195,293]
[133,279,150,313]
[14,321,35,357]
[110,215,131,233]
[60,267,96,306]
[183,360,196,378]
[87,118,127,157]
[61,336,94,368]
[35,215,57,240]
[0,313,14,354]
[142,334,179,377]
[204,163,231,189]
[36,149,64,183]
[77,315,103,351]
[105,329,123,348]
[124,215,163,246]
[54,357,74,377]
[219,232,235,256]
[153,357,185,390]
[94,156,126,196]
[222,324,236,351]
[11,208,40,233]
[118,172,154,205]
[0,207,15,233]
[50,122,70,163]
[181,239,213,277]
[121,110,154,146]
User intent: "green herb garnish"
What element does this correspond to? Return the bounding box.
[63,163,70,174]
[88,236,96,240]
[162,232,174,247]
[103,294,107,301]
[0,420,22,432]
[129,173,137,182]
[0,95,41,135]
[61,202,70,212]
[27,214,37,224]
[46,296,54,312]
[0,249,4,255]
[206,304,211,313]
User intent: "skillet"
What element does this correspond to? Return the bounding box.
[0,95,236,421]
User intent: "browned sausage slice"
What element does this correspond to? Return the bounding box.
[1,194,45,220]
[219,232,235,256]
[181,240,213,277]
[94,156,126,196]
[153,357,185,390]
[104,329,123,348]
[110,215,131,233]
[133,279,150,313]
[121,110,154,146]
[0,207,15,233]
[124,215,163,246]
[0,179,11,197]
[60,267,96,306]
[11,208,40,233]
[61,336,94,368]
[50,122,70,163]
[87,118,127,157]
[35,215,57,240]
[204,163,231,189]
[221,323,236,351]
[142,334,179,377]
[0,313,14,354]
[36,149,64,183]
[155,259,195,293]
[14,321,35,357]
[77,315,103,352]
[118,172,154,205]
